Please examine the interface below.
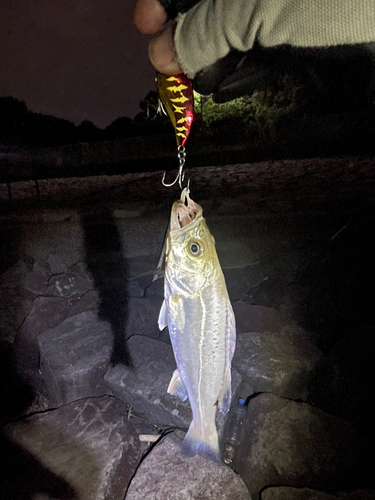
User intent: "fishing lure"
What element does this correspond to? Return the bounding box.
[157,73,194,189]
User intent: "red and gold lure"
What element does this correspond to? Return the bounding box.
[157,73,194,188]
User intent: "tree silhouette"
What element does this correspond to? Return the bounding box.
[104,116,132,139]
[0,97,78,146]
[76,120,102,143]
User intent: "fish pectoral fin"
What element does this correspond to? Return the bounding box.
[158,300,168,331]
[167,369,188,401]
[217,368,232,414]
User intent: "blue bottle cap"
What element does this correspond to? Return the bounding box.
[238,398,245,405]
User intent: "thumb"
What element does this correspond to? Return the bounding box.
[149,24,183,75]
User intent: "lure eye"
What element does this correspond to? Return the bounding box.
[188,241,203,257]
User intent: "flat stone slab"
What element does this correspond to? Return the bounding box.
[232,325,322,400]
[38,311,112,406]
[3,396,142,500]
[235,393,368,499]
[125,430,251,500]
[14,291,99,390]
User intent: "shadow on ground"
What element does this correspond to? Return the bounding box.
[80,206,132,366]
[0,341,77,499]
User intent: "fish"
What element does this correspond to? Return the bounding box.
[158,187,236,460]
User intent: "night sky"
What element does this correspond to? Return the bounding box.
[0,0,155,128]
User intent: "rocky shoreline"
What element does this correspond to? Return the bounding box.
[1,157,375,499]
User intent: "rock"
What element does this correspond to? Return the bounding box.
[43,210,79,222]
[309,331,375,434]
[124,297,168,344]
[125,430,251,500]
[235,393,368,499]
[261,487,339,500]
[338,491,375,500]
[144,276,164,300]
[105,335,242,436]
[232,325,322,400]
[0,339,35,422]
[38,311,112,406]
[215,238,259,270]
[0,258,35,342]
[126,254,161,298]
[46,271,93,297]
[232,303,291,335]
[223,264,267,302]
[105,336,191,428]
[0,287,34,342]
[117,216,167,260]
[113,208,143,219]
[23,269,49,294]
[3,396,142,500]
[47,253,75,274]
[14,291,99,389]
[261,487,375,500]
[22,222,86,268]
[23,261,93,297]
[0,259,33,288]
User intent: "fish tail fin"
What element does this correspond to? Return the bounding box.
[181,421,220,462]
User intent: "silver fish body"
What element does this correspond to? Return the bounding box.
[158,188,236,459]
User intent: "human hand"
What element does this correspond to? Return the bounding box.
[134,0,375,102]
[134,0,201,76]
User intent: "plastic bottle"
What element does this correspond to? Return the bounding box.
[227,397,246,445]
[222,442,236,466]
[222,397,246,466]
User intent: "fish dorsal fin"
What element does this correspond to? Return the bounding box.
[167,369,188,402]
[158,300,168,331]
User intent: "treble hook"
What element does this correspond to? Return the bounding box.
[162,146,187,189]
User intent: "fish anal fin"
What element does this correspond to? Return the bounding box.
[167,369,188,401]
[217,368,232,414]
[158,300,168,331]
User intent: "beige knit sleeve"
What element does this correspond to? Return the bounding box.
[174,0,375,78]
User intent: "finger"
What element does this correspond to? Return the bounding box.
[149,24,183,75]
[134,0,167,35]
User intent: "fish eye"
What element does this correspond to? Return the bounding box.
[188,241,203,257]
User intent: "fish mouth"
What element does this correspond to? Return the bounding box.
[170,187,203,231]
